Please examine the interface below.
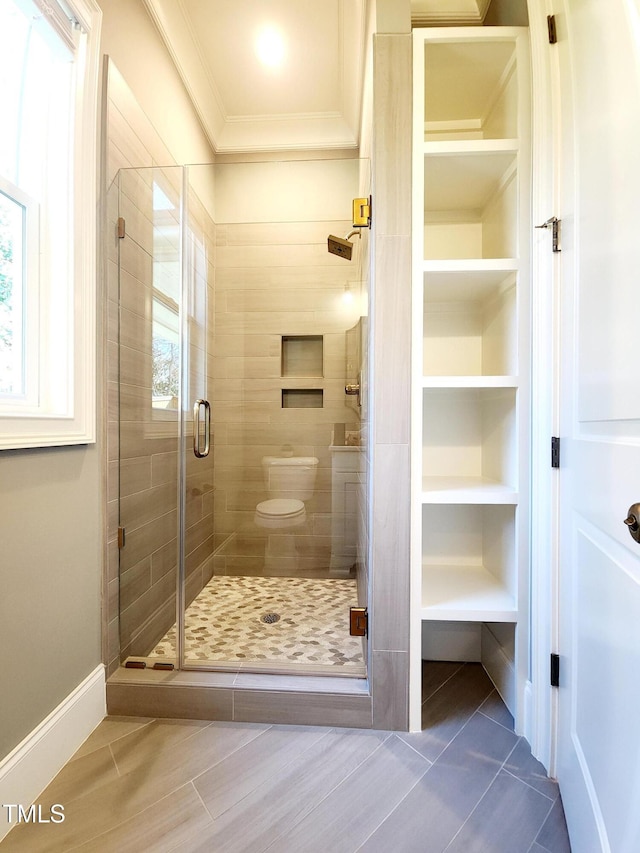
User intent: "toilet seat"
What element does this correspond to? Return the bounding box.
[254,498,306,529]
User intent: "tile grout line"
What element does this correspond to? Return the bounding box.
[420,661,466,704]
[185,722,274,786]
[259,734,395,853]
[108,742,121,777]
[189,778,216,825]
[501,767,559,803]
[352,756,434,852]
[70,717,155,763]
[476,707,516,734]
[394,733,439,764]
[441,765,507,853]
[527,838,555,853]
[410,683,495,765]
[65,781,204,853]
[496,736,559,804]
[108,716,221,783]
[441,752,559,853]
[67,720,272,847]
[439,723,525,853]
[531,797,558,850]
[189,726,335,814]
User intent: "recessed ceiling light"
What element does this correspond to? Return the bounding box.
[255,25,286,68]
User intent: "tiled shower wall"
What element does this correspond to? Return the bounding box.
[211,218,364,575]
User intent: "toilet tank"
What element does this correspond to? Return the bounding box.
[262,456,319,500]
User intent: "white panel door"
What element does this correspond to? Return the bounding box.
[555,1,640,851]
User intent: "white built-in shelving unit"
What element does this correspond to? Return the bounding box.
[412,28,531,720]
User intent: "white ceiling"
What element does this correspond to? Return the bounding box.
[143,0,368,153]
[142,0,492,154]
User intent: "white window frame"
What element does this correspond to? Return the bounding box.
[0,175,40,407]
[0,0,102,450]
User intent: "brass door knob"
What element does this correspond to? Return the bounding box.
[623,504,640,543]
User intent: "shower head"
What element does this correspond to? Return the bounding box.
[327,230,361,261]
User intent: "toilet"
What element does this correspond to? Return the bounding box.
[254,455,319,529]
[254,455,319,572]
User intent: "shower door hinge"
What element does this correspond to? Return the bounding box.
[547,15,558,44]
[550,653,560,687]
[551,437,560,469]
[117,526,126,549]
[117,217,126,239]
[352,197,371,229]
[350,607,368,637]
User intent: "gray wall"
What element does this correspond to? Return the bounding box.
[0,446,102,759]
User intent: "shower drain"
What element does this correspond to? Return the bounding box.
[261,612,281,624]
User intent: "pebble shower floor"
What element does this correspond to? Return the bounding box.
[149,575,366,673]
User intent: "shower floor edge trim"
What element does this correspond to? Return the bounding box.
[106,679,374,730]
[108,664,371,695]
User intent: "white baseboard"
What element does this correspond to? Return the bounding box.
[522,679,534,743]
[481,624,515,714]
[0,664,106,842]
[422,621,482,662]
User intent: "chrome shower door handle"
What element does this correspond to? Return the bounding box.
[345,372,362,407]
[193,399,211,458]
[345,383,360,406]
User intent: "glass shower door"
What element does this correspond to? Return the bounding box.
[117,164,216,669]
[117,165,184,665]
[178,165,216,667]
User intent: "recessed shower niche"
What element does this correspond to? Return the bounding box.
[281,335,324,377]
[282,389,324,408]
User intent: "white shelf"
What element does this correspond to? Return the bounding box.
[421,563,517,622]
[423,258,518,273]
[422,376,518,388]
[423,260,518,303]
[421,476,518,504]
[423,139,519,156]
[424,149,516,212]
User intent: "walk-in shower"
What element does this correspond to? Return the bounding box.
[111,158,371,678]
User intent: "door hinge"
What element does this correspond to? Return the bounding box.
[350,607,368,637]
[117,526,126,549]
[117,217,126,239]
[535,216,561,252]
[550,653,560,687]
[547,15,558,44]
[551,436,560,468]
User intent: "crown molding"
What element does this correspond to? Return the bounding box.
[411,0,491,26]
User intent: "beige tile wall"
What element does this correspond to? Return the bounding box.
[211,219,364,576]
[370,34,413,730]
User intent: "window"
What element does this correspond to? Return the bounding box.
[0,179,37,399]
[0,0,102,449]
[151,180,180,413]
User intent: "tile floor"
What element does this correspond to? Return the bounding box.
[149,576,365,673]
[0,663,571,852]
